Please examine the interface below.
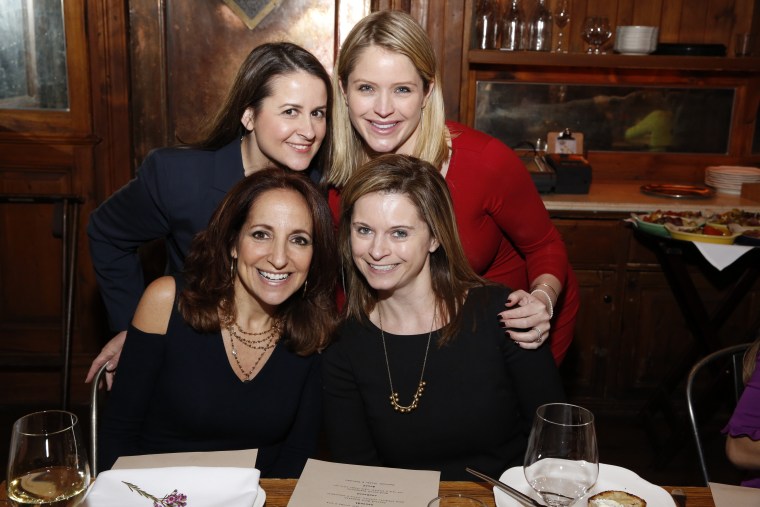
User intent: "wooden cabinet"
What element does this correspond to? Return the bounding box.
[456,0,760,180]
[0,0,130,406]
[553,213,760,415]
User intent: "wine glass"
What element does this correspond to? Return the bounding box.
[6,410,91,506]
[524,403,599,506]
[582,17,612,54]
[554,0,571,53]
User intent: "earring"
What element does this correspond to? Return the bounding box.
[230,257,236,280]
[302,279,308,299]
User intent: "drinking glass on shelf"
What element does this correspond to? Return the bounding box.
[6,410,91,507]
[524,403,599,507]
[582,16,612,54]
[554,0,571,53]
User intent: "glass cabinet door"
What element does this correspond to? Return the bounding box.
[0,0,68,110]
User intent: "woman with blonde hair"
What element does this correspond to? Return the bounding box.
[325,10,579,363]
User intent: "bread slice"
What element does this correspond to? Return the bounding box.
[588,490,647,507]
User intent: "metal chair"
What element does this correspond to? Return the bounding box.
[90,362,111,477]
[686,343,750,486]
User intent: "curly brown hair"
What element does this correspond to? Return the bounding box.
[179,168,338,355]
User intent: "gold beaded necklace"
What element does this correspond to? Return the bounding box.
[226,319,280,382]
[378,306,436,413]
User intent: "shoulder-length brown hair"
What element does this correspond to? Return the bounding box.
[195,42,333,176]
[180,168,338,355]
[338,154,486,345]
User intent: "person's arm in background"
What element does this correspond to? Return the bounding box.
[86,151,172,384]
[725,351,760,470]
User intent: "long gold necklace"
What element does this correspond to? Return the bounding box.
[379,306,436,413]
[227,320,279,382]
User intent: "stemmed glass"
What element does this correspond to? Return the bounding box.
[524,403,599,506]
[554,0,571,53]
[6,410,91,506]
[582,16,612,54]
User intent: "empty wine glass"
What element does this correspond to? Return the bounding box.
[554,0,570,53]
[6,410,91,506]
[582,16,612,54]
[524,403,599,507]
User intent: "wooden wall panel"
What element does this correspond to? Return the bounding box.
[130,0,343,166]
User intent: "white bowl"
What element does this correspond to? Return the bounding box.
[615,26,658,54]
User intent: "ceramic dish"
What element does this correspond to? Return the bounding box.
[629,214,670,238]
[494,463,675,507]
[664,223,740,244]
[735,230,760,246]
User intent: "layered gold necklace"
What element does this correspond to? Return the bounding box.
[378,306,436,413]
[224,316,280,382]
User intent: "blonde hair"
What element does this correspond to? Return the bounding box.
[327,10,449,188]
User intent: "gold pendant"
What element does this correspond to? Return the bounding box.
[389,380,426,413]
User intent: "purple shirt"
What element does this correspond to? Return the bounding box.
[723,351,760,488]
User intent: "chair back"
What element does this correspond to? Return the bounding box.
[686,343,750,486]
[90,362,110,477]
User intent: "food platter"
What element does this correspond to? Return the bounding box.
[664,224,740,245]
[630,209,760,245]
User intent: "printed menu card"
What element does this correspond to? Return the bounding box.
[288,459,440,506]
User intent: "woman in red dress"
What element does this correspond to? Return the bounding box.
[326,10,579,362]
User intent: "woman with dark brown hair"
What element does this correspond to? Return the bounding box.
[99,169,338,477]
[87,42,332,384]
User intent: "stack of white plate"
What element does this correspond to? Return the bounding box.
[614,26,659,54]
[705,165,760,195]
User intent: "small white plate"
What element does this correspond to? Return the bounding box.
[493,463,675,506]
[254,486,266,507]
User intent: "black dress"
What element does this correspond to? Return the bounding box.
[99,276,322,477]
[322,284,566,480]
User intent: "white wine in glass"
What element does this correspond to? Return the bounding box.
[6,410,91,506]
[524,403,599,506]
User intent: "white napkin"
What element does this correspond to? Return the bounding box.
[81,466,259,507]
[693,243,754,271]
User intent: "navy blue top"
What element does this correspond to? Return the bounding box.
[88,140,244,331]
[88,140,322,332]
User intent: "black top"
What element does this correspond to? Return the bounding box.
[322,285,566,480]
[99,277,322,477]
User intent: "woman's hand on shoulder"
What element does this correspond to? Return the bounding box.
[499,289,552,349]
[132,276,176,335]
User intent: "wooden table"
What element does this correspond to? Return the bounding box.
[0,479,715,506]
[259,479,715,506]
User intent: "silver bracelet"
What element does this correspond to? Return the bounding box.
[530,289,554,319]
[531,282,558,301]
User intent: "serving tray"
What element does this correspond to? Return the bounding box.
[640,184,715,199]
